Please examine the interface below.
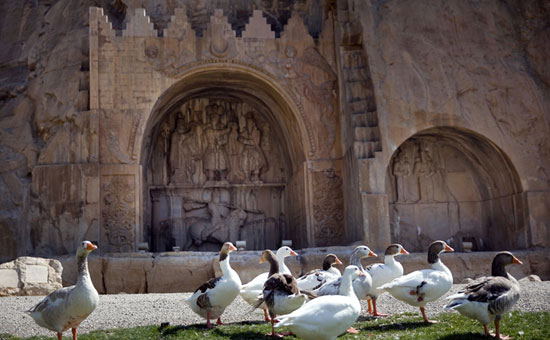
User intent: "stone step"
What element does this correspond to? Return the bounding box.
[354,126,380,142]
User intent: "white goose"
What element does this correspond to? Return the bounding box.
[275,265,364,340]
[445,251,522,339]
[25,241,99,340]
[185,242,241,328]
[314,245,377,301]
[239,246,297,320]
[296,253,342,291]
[365,243,409,316]
[378,240,454,323]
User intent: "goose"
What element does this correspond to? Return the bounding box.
[365,243,409,316]
[25,241,99,340]
[185,242,241,328]
[296,253,342,291]
[445,251,522,339]
[378,240,454,323]
[240,246,298,321]
[275,265,365,340]
[314,245,377,300]
[253,249,313,337]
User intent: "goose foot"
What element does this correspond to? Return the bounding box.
[371,300,388,317]
[206,312,213,328]
[216,317,223,325]
[495,319,512,339]
[346,327,360,334]
[420,307,437,324]
[483,324,495,337]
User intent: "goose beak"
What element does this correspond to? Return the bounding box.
[86,242,97,251]
[229,243,237,252]
[400,248,409,255]
[335,257,343,265]
[368,250,377,257]
[512,256,523,265]
[444,244,454,252]
[290,250,298,256]
[259,257,265,264]
[358,271,366,277]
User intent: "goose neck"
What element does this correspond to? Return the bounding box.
[384,255,397,265]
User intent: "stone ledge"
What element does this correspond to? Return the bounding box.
[51,247,549,294]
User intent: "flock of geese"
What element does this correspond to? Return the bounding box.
[25,240,523,340]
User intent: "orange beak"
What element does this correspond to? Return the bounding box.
[358,271,366,277]
[229,243,237,252]
[400,248,409,255]
[335,257,343,265]
[444,244,454,252]
[368,250,377,257]
[86,242,97,251]
[259,257,265,264]
[290,250,298,256]
[512,256,523,265]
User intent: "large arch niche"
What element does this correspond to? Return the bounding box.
[386,127,525,252]
[140,69,308,252]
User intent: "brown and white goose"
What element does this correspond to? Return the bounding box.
[25,241,99,340]
[378,240,454,323]
[254,249,313,337]
[185,242,241,328]
[296,253,342,291]
[445,251,522,339]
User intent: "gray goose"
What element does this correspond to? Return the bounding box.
[25,241,99,340]
[254,249,313,337]
[445,251,522,339]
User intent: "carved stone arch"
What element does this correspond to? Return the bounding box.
[139,66,312,252]
[385,127,525,253]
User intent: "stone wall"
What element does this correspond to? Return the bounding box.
[55,248,550,294]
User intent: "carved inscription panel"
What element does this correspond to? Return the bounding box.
[148,97,288,251]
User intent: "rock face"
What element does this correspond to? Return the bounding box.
[0,257,62,296]
[0,0,549,263]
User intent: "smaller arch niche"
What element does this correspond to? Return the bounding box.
[146,92,295,252]
[386,127,525,252]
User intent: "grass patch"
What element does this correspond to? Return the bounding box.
[4,311,549,340]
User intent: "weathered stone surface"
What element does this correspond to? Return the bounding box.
[55,254,105,294]
[147,252,214,293]
[103,253,152,294]
[520,274,542,283]
[0,257,62,296]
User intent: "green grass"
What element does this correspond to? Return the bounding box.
[2,311,549,340]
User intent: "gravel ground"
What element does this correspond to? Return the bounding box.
[1,281,548,338]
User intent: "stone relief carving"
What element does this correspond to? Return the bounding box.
[311,168,344,247]
[238,112,267,183]
[149,97,287,251]
[101,175,135,252]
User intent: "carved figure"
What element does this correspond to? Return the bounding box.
[169,111,203,184]
[414,144,436,202]
[188,207,247,246]
[238,112,267,182]
[393,149,412,202]
[202,104,230,182]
